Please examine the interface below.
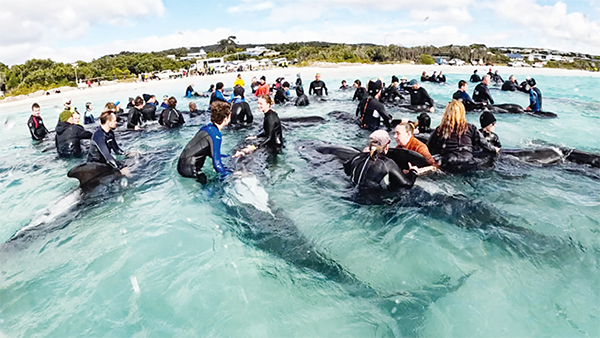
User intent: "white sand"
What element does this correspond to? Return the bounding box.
[1,63,598,111]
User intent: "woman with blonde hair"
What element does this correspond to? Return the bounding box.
[427,100,498,173]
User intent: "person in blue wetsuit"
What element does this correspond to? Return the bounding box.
[185,84,195,98]
[88,110,128,175]
[209,82,227,106]
[527,78,542,112]
[452,80,483,111]
[177,101,232,183]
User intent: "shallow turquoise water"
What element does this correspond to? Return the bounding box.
[1,69,599,337]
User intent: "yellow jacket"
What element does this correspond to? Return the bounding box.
[234,78,244,87]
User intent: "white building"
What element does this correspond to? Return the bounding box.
[181,49,207,61]
[243,46,280,57]
[527,53,563,62]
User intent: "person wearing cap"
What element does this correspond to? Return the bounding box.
[394,121,439,172]
[427,100,498,173]
[415,112,434,142]
[141,94,157,121]
[381,76,405,104]
[343,130,418,190]
[472,75,494,105]
[518,77,531,93]
[55,110,92,158]
[356,80,393,131]
[234,74,244,88]
[501,75,519,91]
[309,73,328,96]
[127,96,145,130]
[178,101,233,183]
[295,85,309,107]
[470,70,481,83]
[527,78,542,112]
[407,79,435,113]
[160,95,169,109]
[478,110,501,148]
[88,110,128,175]
[230,86,253,125]
[254,76,270,97]
[160,96,185,128]
[27,103,49,141]
[209,82,227,106]
[352,79,368,102]
[274,81,291,104]
[58,98,74,126]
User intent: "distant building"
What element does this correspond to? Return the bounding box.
[527,53,562,62]
[506,53,524,61]
[180,49,207,61]
[244,46,280,57]
[166,55,176,60]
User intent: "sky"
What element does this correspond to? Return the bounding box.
[1,0,600,66]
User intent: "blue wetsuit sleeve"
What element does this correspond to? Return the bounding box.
[93,132,120,169]
[216,91,225,101]
[208,126,230,178]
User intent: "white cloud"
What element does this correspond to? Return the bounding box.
[0,0,165,62]
[227,2,273,13]
[489,0,600,54]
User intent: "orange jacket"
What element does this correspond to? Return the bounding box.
[402,136,438,167]
[255,83,270,97]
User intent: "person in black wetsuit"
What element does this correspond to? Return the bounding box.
[438,71,446,83]
[83,102,95,125]
[518,77,531,93]
[55,110,92,157]
[501,75,519,91]
[340,80,350,90]
[160,96,185,128]
[430,71,439,83]
[309,73,328,96]
[274,81,290,104]
[421,71,429,82]
[127,96,145,130]
[209,82,227,105]
[88,110,128,175]
[295,85,309,106]
[470,70,481,83]
[478,110,501,148]
[352,79,368,102]
[141,94,157,121]
[399,77,411,91]
[472,75,494,105]
[417,112,434,134]
[187,102,204,117]
[427,100,498,173]
[295,73,303,90]
[407,79,435,113]
[527,78,543,112]
[343,130,418,190]
[236,95,283,156]
[356,80,393,131]
[230,86,253,125]
[27,103,49,141]
[381,75,405,104]
[452,80,483,111]
[492,70,504,84]
[178,101,232,183]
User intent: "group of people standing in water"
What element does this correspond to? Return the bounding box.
[25,68,543,193]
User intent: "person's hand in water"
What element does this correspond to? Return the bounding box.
[120,167,131,177]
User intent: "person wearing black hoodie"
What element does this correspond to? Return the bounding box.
[230,86,253,124]
[141,94,157,121]
[55,111,92,157]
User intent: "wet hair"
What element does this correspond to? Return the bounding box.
[216,82,224,90]
[104,102,116,112]
[99,110,115,124]
[439,100,468,139]
[189,102,197,110]
[31,102,40,110]
[282,81,290,88]
[458,80,467,89]
[85,102,92,109]
[397,121,415,134]
[134,96,144,107]
[341,80,346,84]
[210,101,231,125]
[259,94,273,106]
[354,79,361,86]
[167,96,177,108]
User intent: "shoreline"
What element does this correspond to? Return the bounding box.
[1,63,599,110]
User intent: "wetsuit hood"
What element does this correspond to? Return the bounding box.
[296,86,305,96]
[55,121,71,135]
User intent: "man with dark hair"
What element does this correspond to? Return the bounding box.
[178,101,232,183]
[452,80,483,111]
[254,76,270,97]
[381,75,404,104]
[501,75,519,91]
[407,79,435,113]
[55,111,92,157]
[352,79,367,102]
[309,73,328,96]
[527,78,543,112]
[127,96,145,130]
[210,82,227,105]
[141,94,157,121]
[356,80,392,131]
[88,111,127,175]
[83,102,95,124]
[230,86,253,124]
[470,70,481,83]
[27,102,49,141]
[473,75,494,105]
[274,81,290,104]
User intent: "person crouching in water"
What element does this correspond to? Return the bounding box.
[229,85,253,125]
[160,96,185,128]
[56,110,92,157]
[357,79,393,131]
[427,100,499,173]
[344,130,418,190]
[479,110,501,148]
[88,110,129,176]
[177,101,233,184]
[394,121,439,174]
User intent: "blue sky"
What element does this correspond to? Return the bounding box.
[1,0,599,65]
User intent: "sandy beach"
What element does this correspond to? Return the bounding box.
[1,63,598,111]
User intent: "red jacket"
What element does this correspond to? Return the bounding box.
[255,83,270,97]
